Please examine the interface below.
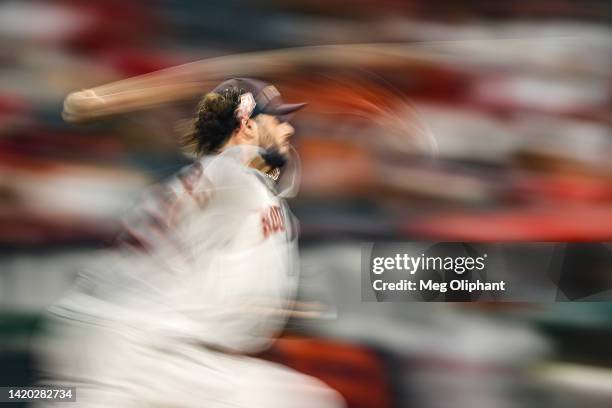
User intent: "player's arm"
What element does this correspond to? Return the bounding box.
[62,44,432,123]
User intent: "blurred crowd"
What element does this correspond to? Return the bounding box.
[0,1,611,407]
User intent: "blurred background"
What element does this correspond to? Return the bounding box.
[1,0,612,407]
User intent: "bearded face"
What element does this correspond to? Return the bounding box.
[254,114,295,161]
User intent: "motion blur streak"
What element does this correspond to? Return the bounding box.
[0,1,611,408]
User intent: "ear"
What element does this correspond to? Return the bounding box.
[239,118,258,142]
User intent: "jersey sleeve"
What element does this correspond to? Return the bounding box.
[115,160,213,252]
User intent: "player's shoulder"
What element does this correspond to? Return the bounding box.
[199,145,267,187]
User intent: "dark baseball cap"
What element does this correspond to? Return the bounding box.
[212,78,306,118]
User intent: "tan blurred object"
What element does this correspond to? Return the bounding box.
[61,43,446,123]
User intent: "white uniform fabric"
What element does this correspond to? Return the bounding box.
[33,145,344,408]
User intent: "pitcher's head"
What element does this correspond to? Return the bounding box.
[183,78,306,162]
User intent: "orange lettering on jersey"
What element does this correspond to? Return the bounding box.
[261,205,285,239]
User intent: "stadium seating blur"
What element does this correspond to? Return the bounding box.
[1,1,611,407]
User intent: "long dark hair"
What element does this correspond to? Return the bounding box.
[180,87,242,157]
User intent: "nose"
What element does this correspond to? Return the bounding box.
[283,122,294,137]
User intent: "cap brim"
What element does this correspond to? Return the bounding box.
[266,102,307,116]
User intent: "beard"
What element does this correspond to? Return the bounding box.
[261,145,288,169]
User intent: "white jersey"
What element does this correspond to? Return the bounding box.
[153,144,301,352]
[44,145,300,353]
[34,145,344,408]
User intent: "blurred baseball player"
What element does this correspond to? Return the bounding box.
[35,78,344,408]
